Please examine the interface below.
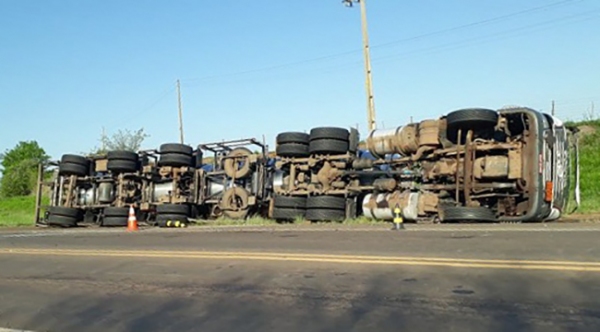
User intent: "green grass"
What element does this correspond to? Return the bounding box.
[571,119,600,213]
[190,215,386,227]
[193,216,279,226]
[0,195,48,227]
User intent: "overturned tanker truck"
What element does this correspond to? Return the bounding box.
[272,107,576,223]
[35,106,576,227]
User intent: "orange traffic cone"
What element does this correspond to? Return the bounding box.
[127,205,138,231]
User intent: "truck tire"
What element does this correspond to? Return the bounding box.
[158,153,193,167]
[220,187,250,219]
[47,214,78,227]
[277,132,310,145]
[276,143,309,158]
[441,206,496,222]
[309,127,349,141]
[107,150,138,162]
[60,154,89,166]
[272,207,305,221]
[156,214,189,227]
[102,216,128,227]
[307,196,346,210]
[446,108,498,142]
[309,139,349,155]
[349,128,360,153]
[223,148,253,179]
[103,207,130,217]
[159,143,193,156]
[59,163,88,176]
[107,160,138,173]
[156,204,190,215]
[274,195,306,209]
[48,206,81,218]
[306,208,345,222]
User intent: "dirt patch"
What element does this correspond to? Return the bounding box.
[577,125,597,137]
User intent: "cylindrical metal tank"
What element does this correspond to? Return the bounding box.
[362,193,394,220]
[366,125,418,158]
[362,192,420,221]
[418,120,440,146]
[98,182,114,204]
[206,179,225,197]
[78,188,96,206]
[152,182,173,201]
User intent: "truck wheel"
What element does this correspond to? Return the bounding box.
[159,143,193,156]
[107,160,138,173]
[158,153,193,167]
[59,163,88,176]
[441,206,496,222]
[60,154,89,166]
[156,204,190,215]
[220,187,250,219]
[309,139,349,155]
[276,143,309,158]
[272,207,305,221]
[446,108,498,142]
[223,148,253,179]
[306,208,345,222]
[349,128,360,153]
[102,217,128,227]
[307,196,346,210]
[47,214,78,227]
[277,132,310,145]
[103,207,130,217]
[309,127,349,141]
[156,214,189,227]
[48,206,81,218]
[274,195,306,209]
[107,150,139,162]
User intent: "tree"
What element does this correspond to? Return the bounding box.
[91,128,149,155]
[0,141,49,198]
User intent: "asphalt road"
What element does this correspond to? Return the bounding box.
[0,224,599,332]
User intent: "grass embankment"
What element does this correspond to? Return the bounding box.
[0,195,47,227]
[568,119,600,213]
[194,215,378,227]
[1,120,599,227]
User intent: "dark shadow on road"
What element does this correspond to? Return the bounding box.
[3,265,597,332]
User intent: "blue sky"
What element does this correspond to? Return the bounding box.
[1,0,599,159]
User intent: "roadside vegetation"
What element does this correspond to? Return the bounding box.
[0,195,48,227]
[2,120,600,227]
[566,118,600,213]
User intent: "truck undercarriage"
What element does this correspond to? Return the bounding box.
[35,106,574,227]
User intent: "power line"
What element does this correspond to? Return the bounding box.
[180,0,583,84]
[179,9,599,89]
[104,85,176,129]
[373,0,583,50]
[370,9,600,65]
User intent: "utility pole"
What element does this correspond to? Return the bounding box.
[551,100,555,116]
[101,127,106,151]
[344,0,377,132]
[176,79,185,144]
